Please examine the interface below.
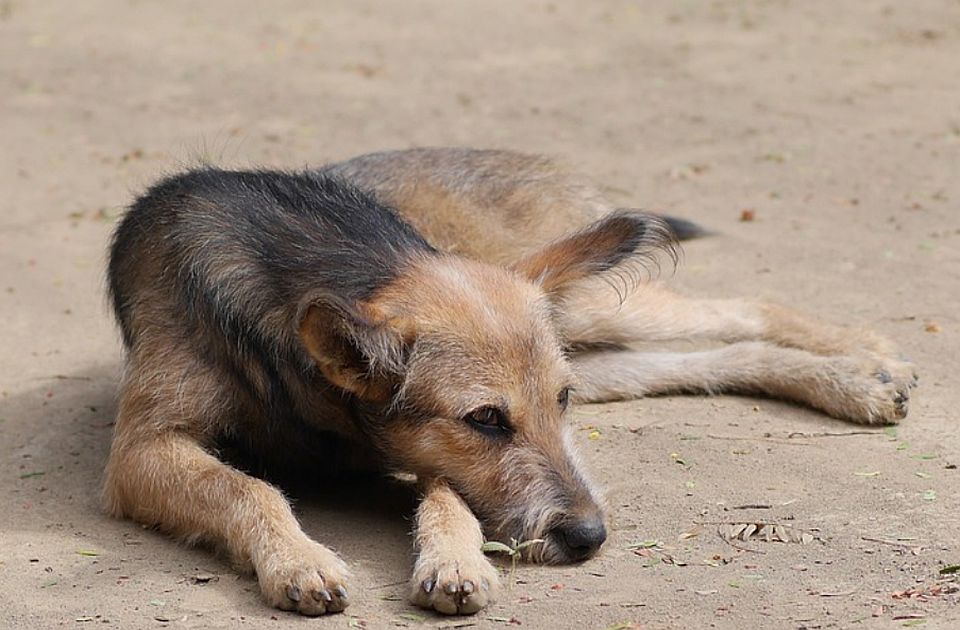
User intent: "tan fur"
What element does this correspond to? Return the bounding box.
[571,344,912,424]
[556,279,897,356]
[409,479,500,614]
[102,345,351,616]
[354,149,916,427]
[105,148,916,619]
[324,148,608,264]
[550,279,915,424]
[364,255,604,568]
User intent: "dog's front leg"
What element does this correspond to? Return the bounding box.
[409,478,500,615]
[104,426,351,615]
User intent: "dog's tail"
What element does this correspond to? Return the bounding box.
[648,213,711,241]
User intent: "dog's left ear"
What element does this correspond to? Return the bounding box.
[511,211,675,294]
[298,295,409,402]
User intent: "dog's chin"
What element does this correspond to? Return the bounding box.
[535,531,601,565]
[483,526,557,564]
[536,532,574,564]
[505,530,600,565]
[483,516,606,565]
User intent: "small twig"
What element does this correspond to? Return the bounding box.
[788,431,878,438]
[818,589,857,597]
[860,536,920,548]
[730,504,773,510]
[706,434,812,446]
[696,520,801,527]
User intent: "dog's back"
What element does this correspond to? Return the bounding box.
[321,147,611,264]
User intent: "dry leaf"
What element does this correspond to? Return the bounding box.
[679,524,704,540]
[774,524,788,542]
[717,522,815,545]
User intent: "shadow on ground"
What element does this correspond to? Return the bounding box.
[1,363,420,622]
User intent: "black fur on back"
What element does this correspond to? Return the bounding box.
[108,168,436,362]
[108,169,440,471]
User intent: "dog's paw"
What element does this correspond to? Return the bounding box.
[409,551,500,615]
[872,354,919,390]
[257,537,351,616]
[814,355,916,424]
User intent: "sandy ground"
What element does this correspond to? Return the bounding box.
[2,1,959,628]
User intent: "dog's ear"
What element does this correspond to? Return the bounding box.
[511,211,676,295]
[298,295,408,402]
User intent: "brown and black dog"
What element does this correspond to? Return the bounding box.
[104,147,916,616]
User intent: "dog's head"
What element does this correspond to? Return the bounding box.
[299,211,673,563]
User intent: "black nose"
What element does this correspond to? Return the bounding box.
[552,518,607,562]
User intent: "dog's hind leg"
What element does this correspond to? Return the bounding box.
[103,364,350,616]
[558,280,908,361]
[569,342,910,425]
[409,478,500,615]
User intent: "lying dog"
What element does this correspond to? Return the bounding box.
[104,147,916,616]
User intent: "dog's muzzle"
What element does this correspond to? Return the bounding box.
[547,517,607,563]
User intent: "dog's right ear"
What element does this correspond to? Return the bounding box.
[298,296,408,402]
[512,210,676,295]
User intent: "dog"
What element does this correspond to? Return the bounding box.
[104,147,916,616]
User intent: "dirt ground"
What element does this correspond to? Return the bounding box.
[2,1,959,628]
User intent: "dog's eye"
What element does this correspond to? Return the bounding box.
[463,405,510,436]
[557,387,572,412]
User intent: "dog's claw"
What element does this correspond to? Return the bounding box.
[823,353,918,424]
[892,390,910,418]
[410,556,499,615]
[258,538,350,616]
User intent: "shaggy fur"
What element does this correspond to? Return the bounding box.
[104,147,916,616]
